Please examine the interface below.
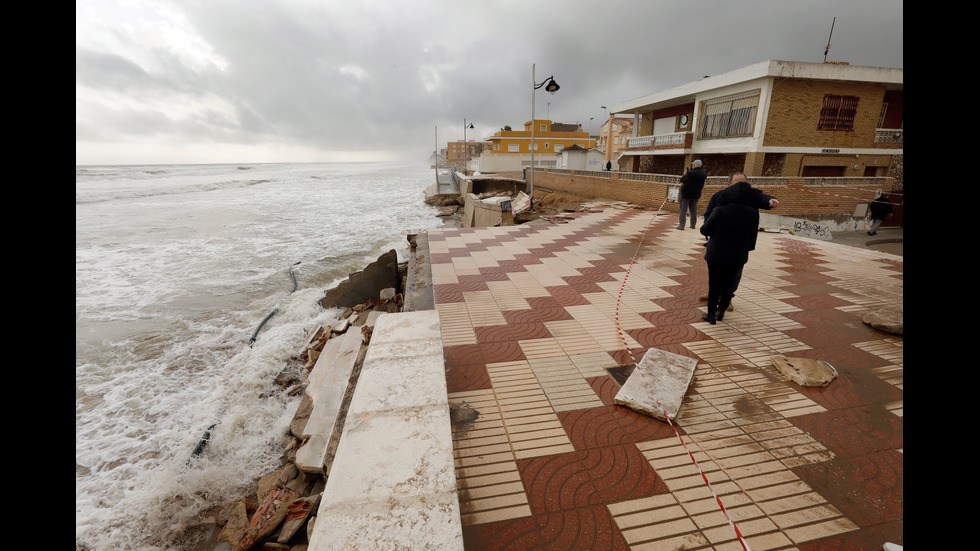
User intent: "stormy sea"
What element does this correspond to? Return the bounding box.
[76,161,447,550]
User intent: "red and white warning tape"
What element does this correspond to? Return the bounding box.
[613,196,753,551]
[758,184,903,207]
[608,181,899,550]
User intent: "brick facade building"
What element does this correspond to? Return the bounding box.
[610,60,903,190]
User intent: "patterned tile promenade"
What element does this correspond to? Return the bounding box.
[429,203,903,551]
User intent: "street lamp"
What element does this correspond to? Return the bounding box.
[530,63,559,211]
[463,119,474,173]
[600,106,609,164]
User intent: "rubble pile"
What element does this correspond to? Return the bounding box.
[190,253,410,551]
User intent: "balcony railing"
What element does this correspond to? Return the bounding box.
[874,128,903,144]
[626,132,688,148]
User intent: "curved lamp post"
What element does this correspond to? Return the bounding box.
[530,63,559,211]
[463,119,474,173]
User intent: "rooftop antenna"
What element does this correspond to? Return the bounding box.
[823,17,836,62]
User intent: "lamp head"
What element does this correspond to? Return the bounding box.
[545,78,560,94]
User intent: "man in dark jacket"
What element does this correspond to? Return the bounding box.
[677,159,707,230]
[698,172,778,311]
[698,181,760,324]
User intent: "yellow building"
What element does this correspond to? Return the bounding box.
[486,120,595,155]
[597,117,634,163]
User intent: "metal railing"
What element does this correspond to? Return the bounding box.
[626,132,688,148]
[874,128,903,144]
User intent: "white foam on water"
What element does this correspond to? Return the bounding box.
[75,161,447,550]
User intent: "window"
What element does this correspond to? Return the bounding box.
[877,103,889,128]
[540,124,547,132]
[698,91,760,139]
[818,95,859,131]
[508,143,519,152]
[545,143,550,149]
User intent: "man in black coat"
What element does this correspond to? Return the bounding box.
[698,172,778,311]
[698,181,760,324]
[677,160,707,230]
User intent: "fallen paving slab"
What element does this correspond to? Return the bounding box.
[295,329,363,474]
[613,348,698,422]
[771,355,838,387]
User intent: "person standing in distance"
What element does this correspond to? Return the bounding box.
[867,191,892,236]
[677,160,707,230]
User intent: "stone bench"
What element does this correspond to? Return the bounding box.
[307,310,463,550]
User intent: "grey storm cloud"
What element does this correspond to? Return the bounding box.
[76,0,902,165]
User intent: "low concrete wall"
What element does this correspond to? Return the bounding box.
[529,169,894,225]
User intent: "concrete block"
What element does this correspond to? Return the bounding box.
[348,353,446,414]
[310,490,463,550]
[370,311,441,344]
[614,348,698,422]
[365,310,384,328]
[294,433,330,474]
[321,404,456,502]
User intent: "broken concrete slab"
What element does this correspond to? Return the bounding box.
[318,249,400,309]
[613,348,698,422]
[770,355,838,387]
[296,329,363,473]
[862,305,903,335]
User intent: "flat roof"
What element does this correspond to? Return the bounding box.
[611,59,903,115]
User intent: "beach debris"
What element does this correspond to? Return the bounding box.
[214,500,250,550]
[239,488,298,549]
[511,191,531,215]
[862,305,903,335]
[186,423,217,464]
[770,355,838,387]
[277,493,322,543]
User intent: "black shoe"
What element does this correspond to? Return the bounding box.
[702,312,717,325]
[715,310,725,322]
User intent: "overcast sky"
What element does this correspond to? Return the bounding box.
[76,0,903,166]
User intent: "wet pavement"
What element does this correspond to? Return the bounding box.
[429,202,902,550]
